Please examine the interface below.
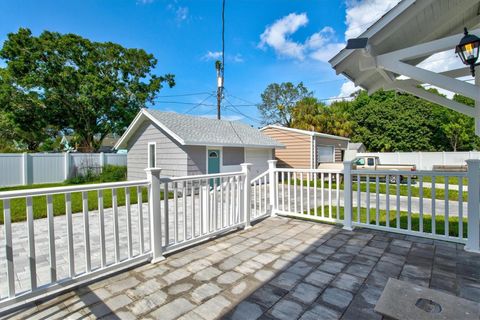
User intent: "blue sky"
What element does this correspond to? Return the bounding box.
[0,0,401,126]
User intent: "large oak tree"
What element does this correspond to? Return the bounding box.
[0,28,175,151]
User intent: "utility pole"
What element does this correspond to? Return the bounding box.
[216,60,223,120]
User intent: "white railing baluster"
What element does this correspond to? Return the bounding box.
[328,173,332,219]
[192,180,196,236]
[46,195,56,282]
[419,176,423,233]
[366,175,370,224]
[307,172,310,215]
[459,177,463,239]
[375,176,380,226]
[253,179,257,217]
[294,172,297,212]
[386,175,390,228]
[207,180,212,228]
[288,172,291,212]
[213,179,218,231]
[314,173,318,217]
[275,171,279,211]
[336,173,340,220]
[183,181,187,240]
[220,177,223,229]
[98,190,106,267]
[26,196,36,290]
[226,177,231,225]
[65,193,74,277]
[396,177,400,229]
[137,186,144,254]
[431,176,436,235]
[200,180,204,235]
[174,182,179,242]
[126,188,132,259]
[163,182,170,244]
[263,175,267,214]
[321,173,325,217]
[444,176,449,236]
[82,191,91,272]
[282,172,285,212]
[4,199,15,297]
[300,172,304,214]
[112,188,119,263]
[238,175,242,222]
[407,176,412,231]
[357,174,360,222]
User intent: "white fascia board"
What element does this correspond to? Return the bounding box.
[184,141,285,149]
[329,0,416,67]
[113,110,146,149]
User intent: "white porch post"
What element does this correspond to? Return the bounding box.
[145,168,164,262]
[465,159,480,253]
[22,152,28,186]
[241,163,252,229]
[343,160,354,231]
[64,152,71,180]
[268,160,277,216]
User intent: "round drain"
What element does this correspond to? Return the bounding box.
[415,298,442,313]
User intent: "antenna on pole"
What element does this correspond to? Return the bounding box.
[216,0,225,120]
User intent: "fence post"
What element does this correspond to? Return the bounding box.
[99,152,105,172]
[145,168,164,262]
[343,160,353,231]
[465,159,480,253]
[268,160,277,216]
[64,152,70,180]
[241,163,253,229]
[22,152,28,185]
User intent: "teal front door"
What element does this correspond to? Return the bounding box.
[208,149,220,187]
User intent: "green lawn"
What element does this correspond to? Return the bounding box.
[422,175,468,186]
[306,205,467,238]
[285,179,467,202]
[0,182,176,224]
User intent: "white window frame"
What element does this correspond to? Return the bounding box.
[317,144,335,164]
[148,142,157,168]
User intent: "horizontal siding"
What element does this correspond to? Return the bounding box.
[127,120,188,180]
[186,145,206,175]
[262,128,311,168]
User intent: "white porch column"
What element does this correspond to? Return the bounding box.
[241,163,252,229]
[145,168,164,262]
[465,159,480,253]
[342,160,354,231]
[268,160,277,216]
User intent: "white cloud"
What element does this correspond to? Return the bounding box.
[258,13,309,60]
[344,0,401,39]
[417,50,464,73]
[202,51,244,63]
[137,0,155,4]
[175,6,189,22]
[258,14,344,62]
[331,81,360,102]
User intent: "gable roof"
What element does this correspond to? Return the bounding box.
[260,125,350,141]
[115,109,284,149]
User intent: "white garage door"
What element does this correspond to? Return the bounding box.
[245,148,272,178]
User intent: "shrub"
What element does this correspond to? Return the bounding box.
[66,165,127,184]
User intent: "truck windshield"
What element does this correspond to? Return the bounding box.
[367,158,374,166]
[355,158,365,165]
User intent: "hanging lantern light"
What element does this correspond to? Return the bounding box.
[456,28,480,76]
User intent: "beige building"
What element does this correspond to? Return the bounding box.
[260,125,350,169]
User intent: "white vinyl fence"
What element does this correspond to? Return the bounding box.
[0,153,127,187]
[357,151,480,170]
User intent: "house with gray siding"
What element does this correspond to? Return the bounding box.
[114,109,284,180]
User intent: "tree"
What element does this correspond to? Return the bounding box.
[0,28,175,152]
[291,97,353,137]
[258,82,312,127]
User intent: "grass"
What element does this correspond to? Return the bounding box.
[286,179,467,202]
[306,205,467,238]
[422,175,467,186]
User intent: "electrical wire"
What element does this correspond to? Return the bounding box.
[155,92,212,98]
[184,93,216,114]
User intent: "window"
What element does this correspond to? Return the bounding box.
[355,158,365,165]
[148,143,156,168]
[367,158,375,166]
[317,146,334,163]
[209,151,219,158]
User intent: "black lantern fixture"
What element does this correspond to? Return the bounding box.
[456,28,480,76]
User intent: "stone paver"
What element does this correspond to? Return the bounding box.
[6,216,480,320]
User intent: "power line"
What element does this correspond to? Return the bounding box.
[153,100,215,107]
[185,93,216,114]
[156,92,212,98]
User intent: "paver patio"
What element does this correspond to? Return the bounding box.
[4,215,480,320]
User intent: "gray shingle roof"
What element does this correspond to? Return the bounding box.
[146,110,283,148]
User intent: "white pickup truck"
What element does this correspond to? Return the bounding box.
[318,156,416,183]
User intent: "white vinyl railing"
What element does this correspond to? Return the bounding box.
[0,179,151,311]
[273,168,343,224]
[251,170,270,221]
[160,170,247,254]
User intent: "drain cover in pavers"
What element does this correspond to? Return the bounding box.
[374,278,479,320]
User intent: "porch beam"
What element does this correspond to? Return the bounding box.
[377,59,479,101]
[392,81,476,118]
